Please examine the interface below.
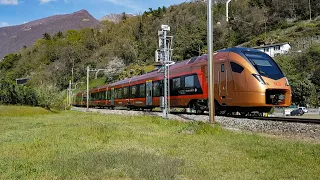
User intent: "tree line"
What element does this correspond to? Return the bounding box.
[0,0,319,107]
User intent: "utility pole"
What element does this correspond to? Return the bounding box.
[69,80,72,106]
[226,0,232,22]
[208,0,215,123]
[66,87,69,108]
[71,59,74,85]
[95,69,108,79]
[86,66,109,111]
[156,25,174,119]
[309,0,312,20]
[86,66,89,111]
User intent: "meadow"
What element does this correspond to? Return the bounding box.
[0,106,319,179]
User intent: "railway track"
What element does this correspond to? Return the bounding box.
[170,112,320,124]
[224,115,320,124]
[76,107,320,124]
[137,110,320,124]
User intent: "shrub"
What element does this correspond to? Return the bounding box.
[0,80,38,106]
[36,85,65,110]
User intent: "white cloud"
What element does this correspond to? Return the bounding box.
[104,0,141,11]
[0,0,19,5]
[40,0,55,4]
[0,22,9,27]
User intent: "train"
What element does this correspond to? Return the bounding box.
[73,47,292,115]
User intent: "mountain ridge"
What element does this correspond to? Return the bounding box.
[0,9,100,59]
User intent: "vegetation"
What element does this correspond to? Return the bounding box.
[0,80,37,106]
[0,80,66,110]
[0,0,319,107]
[275,44,320,107]
[0,106,319,179]
[0,105,52,116]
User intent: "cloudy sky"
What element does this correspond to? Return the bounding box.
[0,0,187,27]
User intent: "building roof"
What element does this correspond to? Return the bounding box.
[252,42,290,49]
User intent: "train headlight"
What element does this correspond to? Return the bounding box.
[285,77,290,86]
[252,74,266,85]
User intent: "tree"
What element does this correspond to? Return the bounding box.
[104,57,125,83]
[121,12,127,21]
[43,32,51,40]
[36,84,64,110]
[53,31,64,39]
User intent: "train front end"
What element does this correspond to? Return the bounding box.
[241,49,292,108]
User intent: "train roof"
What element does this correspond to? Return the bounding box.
[219,47,263,54]
[87,47,263,92]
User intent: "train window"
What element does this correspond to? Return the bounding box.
[184,75,194,88]
[106,91,108,100]
[107,90,111,100]
[131,86,137,97]
[243,51,284,79]
[102,91,106,100]
[118,88,123,99]
[140,84,145,97]
[123,87,129,98]
[173,78,181,89]
[230,62,244,73]
[221,64,225,72]
[114,90,117,99]
[153,81,161,97]
[115,89,119,99]
[111,89,115,99]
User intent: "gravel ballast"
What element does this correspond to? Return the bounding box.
[72,107,320,140]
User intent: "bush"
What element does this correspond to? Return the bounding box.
[0,80,38,106]
[35,85,65,110]
[269,107,275,114]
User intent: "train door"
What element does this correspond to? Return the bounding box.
[146,80,153,106]
[111,88,115,106]
[219,62,234,105]
[81,93,84,106]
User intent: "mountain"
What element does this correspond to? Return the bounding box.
[100,13,135,23]
[0,9,100,59]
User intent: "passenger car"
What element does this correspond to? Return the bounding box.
[290,108,304,116]
[298,107,308,113]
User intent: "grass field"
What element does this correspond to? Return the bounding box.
[300,114,320,119]
[1,106,320,179]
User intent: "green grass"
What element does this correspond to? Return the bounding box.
[0,105,53,116]
[299,114,320,119]
[1,106,320,179]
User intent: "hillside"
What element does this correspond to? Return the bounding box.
[100,13,135,23]
[0,0,319,107]
[0,9,100,59]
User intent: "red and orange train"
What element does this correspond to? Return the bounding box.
[73,47,292,115]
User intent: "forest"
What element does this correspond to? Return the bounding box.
[0,0,319,108]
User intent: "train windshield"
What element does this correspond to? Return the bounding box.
[243,51,284,79]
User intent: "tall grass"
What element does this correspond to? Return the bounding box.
[0,106,319,179]
[0,106,52,116]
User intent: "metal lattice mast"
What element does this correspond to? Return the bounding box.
[156,25,174,119]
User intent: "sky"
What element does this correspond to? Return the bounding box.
[0,0,187,27]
